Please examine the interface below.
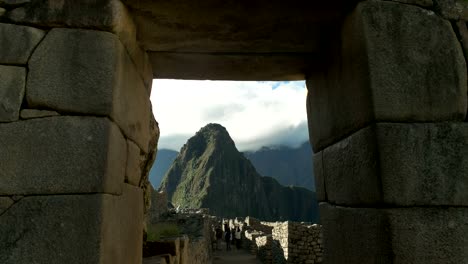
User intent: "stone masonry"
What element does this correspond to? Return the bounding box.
[307,1,468,263]
[0,0,467,263]
[0,1,158,263]
[243,217,324,264]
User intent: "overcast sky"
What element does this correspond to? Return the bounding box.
[150,80,309,152]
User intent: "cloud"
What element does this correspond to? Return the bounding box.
[151,80,309,152]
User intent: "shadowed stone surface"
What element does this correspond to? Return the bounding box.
[20,109,59,119]
[0,197,13,215]
[320,123,468,206]
[0,65,25,122]
[122,0,355,80]
[0,116,126,195]
[306,0,467,151]
[388,207,468,264]
[0,184,143,264]
[434,0,468,20]
[378,123,468,206]
[312,152,326,202]
[320,203,392,264]
[0,0,30,6]
[0,8,5,16]
[126,139,144,186]
[27,28,151,152]
[321,203,468,264]
[455,20,468,62]
[101,184,143,264]
[0,23,44,64]
[5,0,152,89]
[6,0,133,42]
[388,0,433,7]
[150,52,312,80]
[321,126,381,205]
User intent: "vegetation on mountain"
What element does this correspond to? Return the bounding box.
[159,123,318,222]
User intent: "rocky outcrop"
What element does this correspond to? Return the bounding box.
[159,123,318,222]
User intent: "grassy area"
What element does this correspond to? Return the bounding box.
[147,222,181,241]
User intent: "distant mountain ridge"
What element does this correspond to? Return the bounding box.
[158,123,318,222]
[148,149,178,188]
[150,142,315,191]
[244,141,315,190]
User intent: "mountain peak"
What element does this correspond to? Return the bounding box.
[183,123,236,157]
[159,125,318,222]
[196,123,231,141]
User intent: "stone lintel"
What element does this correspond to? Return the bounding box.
[149,51,315,81]
[0,116,126,195]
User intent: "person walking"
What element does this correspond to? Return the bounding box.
[235,226,242,249]
[215,225,223,250]
[224,223,232,251]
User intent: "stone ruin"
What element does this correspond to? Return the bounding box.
[0,0,467,263]
[243,217,324,264]
[144,208,214,264]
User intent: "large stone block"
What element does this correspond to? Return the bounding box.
[101,184,143,264]
[378,122,468,206]
[312,152,326,202]
[388,207,468,264]
[0,23,45,64]
[0,184,143,264]
[5,0,153,89]
[321,126,381,205]
[320,123,468,206]
[126,139,144,186]
[27,28,151,152]
[455,20,468,66]
[319,203,392,264]
[0,197,13,215]
[434,0,468,20]
[0,116,126,195]
[320,203,468,264]
[0,65,25,122]
[306,1,467,151]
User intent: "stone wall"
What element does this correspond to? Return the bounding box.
[145,211,213,264]
[0,1,157,263]
[243,217,324,264]
[307,0,468,263]
[188,237,211,264]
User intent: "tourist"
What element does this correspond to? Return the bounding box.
[224,223,231,251]
[211,225,217,251]
[215,225,223,250]
[231,226,236,250]
[235,226,242,249]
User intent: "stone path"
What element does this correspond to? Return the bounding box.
[212,246,262,264]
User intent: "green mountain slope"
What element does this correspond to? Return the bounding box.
[159,123,318,222]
